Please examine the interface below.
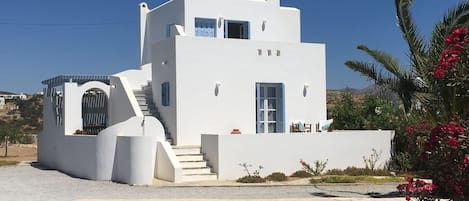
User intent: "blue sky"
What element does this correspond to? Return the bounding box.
[0,0,463,94]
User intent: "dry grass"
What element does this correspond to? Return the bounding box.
[0,144,37,162]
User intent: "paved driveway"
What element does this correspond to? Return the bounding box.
[0,165,403,201]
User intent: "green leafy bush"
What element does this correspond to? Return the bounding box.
[324,166,392,176]
[236,175,266,183]
[265,172,288,181]
[290,170,312,178]
[236,163,266,183]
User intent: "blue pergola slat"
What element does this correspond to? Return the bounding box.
[41,75,110,88]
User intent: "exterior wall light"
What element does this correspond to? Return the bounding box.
[161,60,168,66]
[218,16,224,28]
[215,82,221,96]
[262,20,267,31]
[303,83,310,97]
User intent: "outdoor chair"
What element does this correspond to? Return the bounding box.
[290,120,312,133]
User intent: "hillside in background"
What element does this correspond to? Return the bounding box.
[326,85,399,117]
[0,94,43,133]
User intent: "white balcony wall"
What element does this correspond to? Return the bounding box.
[184,0,300,42]
[202,131,394,179]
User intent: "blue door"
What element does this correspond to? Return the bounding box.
[256,83,285,133]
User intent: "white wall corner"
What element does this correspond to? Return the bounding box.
[155,141,183,182]
[170,24,186,37]
[139,2,150,66]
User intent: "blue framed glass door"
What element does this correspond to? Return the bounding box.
[256,83,285,133]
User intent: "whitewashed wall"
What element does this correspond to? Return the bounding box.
[201,131,394,179]
[63,82,110,135]
[152,36,326,145]
[184,0,300,42]
[152,39,178,143]
[113,63,152,90]
[109,76,143,125]
[142,0,300,64]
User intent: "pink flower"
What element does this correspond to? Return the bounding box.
[405,194,411,201]
[405,177,414,183]
[405,127,414,134]
[433,68,445,79]
[448,137,458,148]
[465,154,469,164]
[424,183,436,191]
[455,126,464,135]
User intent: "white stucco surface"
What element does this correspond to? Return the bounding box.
[113,64,152,90]
[109,76,144,125]
[201,131,394,180]
[155,141,183,182]
[152,36,326,145]
[63,81,110,135]
[113,136,157,185]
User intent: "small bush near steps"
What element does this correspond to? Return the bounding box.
[265,172,288,182]
[236,175,266,183]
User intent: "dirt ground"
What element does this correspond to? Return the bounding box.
[0,144,37,162]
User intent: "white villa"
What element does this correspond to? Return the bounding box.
[38,0,393,185]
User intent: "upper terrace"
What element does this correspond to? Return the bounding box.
[140,0,301,65]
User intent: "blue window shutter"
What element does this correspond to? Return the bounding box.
[162,82,170,106]
[256,83,261,133]
[278,83,285,132]
[246,22,250,39]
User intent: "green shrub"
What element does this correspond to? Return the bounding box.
[309,176,403,184]
[265,172,288,181]
[236,175,266,183]
[290,170,312,178]
[310,176,356,184]
[18,135,35,144]
[324,166,392,176]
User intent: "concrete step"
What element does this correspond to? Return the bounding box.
[182,173,217,182]
[139,105,150,110]
[177,154,204,162]
[180,161,207,168]
[173,148,200,156]
[183,167,212,175]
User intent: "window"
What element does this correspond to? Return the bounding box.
[161,82,170,106]
[224,20,249,39]
[195,18,216,37]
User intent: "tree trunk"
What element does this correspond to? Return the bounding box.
[4,138,7,157]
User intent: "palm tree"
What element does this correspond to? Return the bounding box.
[345,0,469,119]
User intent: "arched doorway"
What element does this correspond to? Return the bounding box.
[82,88,108,135]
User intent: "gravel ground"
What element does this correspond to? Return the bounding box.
[0,165,403,201]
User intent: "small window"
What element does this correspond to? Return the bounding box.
[267,49,272,56]
[161,82,170,106]
[195,18,216,37]
[276,50,281,56]
[224,20,249,39]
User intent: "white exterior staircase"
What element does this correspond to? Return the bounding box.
[134,83,173,143]
[173,146,217,182]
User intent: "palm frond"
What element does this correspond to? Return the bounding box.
[344,60,390,86]
[442,1,469,30]
[356,45,405,79]
[395,0,427,69]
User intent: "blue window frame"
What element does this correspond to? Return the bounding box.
[195,18,216,37]
[224,20,249,39]
[161,82,170,106]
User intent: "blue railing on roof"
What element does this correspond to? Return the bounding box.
[41,75,110,88]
